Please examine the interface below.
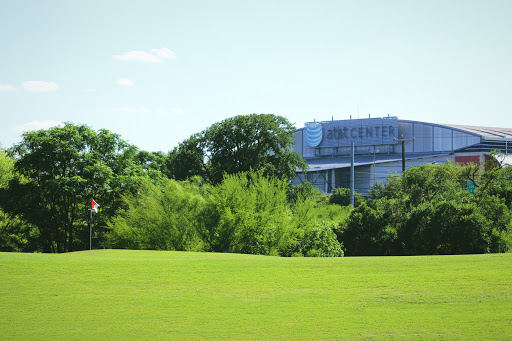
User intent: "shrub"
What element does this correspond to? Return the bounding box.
[106,178,205,251]
[329,187,364,207]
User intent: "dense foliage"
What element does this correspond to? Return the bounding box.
[0,123,151,252]
[0,149,32,252]
[107,171,348,257]
[339,162,512,256]
[168,114,307,184]
[329,187,364,207]
[1,117,512,257]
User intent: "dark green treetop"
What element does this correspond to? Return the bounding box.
[1,123,148,252]
[169,114,307,184]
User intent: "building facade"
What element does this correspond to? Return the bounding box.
[293,116,512,195]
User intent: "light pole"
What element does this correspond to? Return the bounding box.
[373,147,379,185]
[350,142,355,207]
[394,136,415,173]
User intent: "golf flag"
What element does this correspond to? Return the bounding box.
[91,198,99,213]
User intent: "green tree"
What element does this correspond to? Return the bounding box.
[404,200,491,255]
[0,149,35,251]
[0,149,13,186]
[106,177,205,251]
[168,134,210,181]
[280,196,345,257]
[329,187,364,207]
[340,201,397,256]
[0,123,147,252]
[341,162,512,256]
[197,170,344,257]
[197,170,292,255]
[169,114,307,184]
[134,150,171,179]
[479,163,512,209]
[287,181,327,206]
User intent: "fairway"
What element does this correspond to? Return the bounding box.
[1,251,511,340]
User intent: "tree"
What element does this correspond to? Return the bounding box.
[197,170,344,257]
[168,114,307,184]
[134,150,171,179]
[328,187,364,207]
[168,134,210,181]
[281,195,345,257]
[0,123,148,252]
[0,149,13,186]
[479,163,512,209]
[106,177,205,251]
[197,170,292,254]
[341,162,512,256]
[403,200,491,255]
[287,181,327,206]
[339,201,397,256]
[0,149,34,251]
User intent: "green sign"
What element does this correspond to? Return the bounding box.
[467,180,476,194]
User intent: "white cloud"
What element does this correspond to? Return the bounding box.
[22,81,59,93]
[116,78,134,86]
[14,120,64,133]
[113,48,176,63]
[0,83,16,91]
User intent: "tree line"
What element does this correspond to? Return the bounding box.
[0,114,511,256]
[341,161,512,255]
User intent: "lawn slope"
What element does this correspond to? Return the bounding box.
[1,250,511,340]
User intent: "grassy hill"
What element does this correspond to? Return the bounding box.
[1,250,511,340]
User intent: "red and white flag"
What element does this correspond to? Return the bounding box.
[91,198,99,213]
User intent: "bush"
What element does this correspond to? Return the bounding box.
[340,201,397,256]
[279,197,345,257]
[287,181,326,205]
[199,171,345,257]
[404,200,490,255]
[340,163,512,256]
[106,178,205,251]
[197,171,291,255]
[329,187,364,207]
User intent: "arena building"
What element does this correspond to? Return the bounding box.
[293,116,512,195]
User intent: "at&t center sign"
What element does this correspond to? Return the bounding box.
[305,117,398,148]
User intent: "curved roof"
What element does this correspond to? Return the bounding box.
[441,124,512,139]
[398,120,512,139]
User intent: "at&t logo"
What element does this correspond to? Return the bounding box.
[305,122,323,147]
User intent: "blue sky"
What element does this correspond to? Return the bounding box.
[1,0,511,152]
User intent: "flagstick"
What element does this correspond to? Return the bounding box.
[89,208,92,253]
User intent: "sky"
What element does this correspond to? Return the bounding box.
[1,0,511,152]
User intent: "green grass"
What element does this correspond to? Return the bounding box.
[1,250,511,340]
